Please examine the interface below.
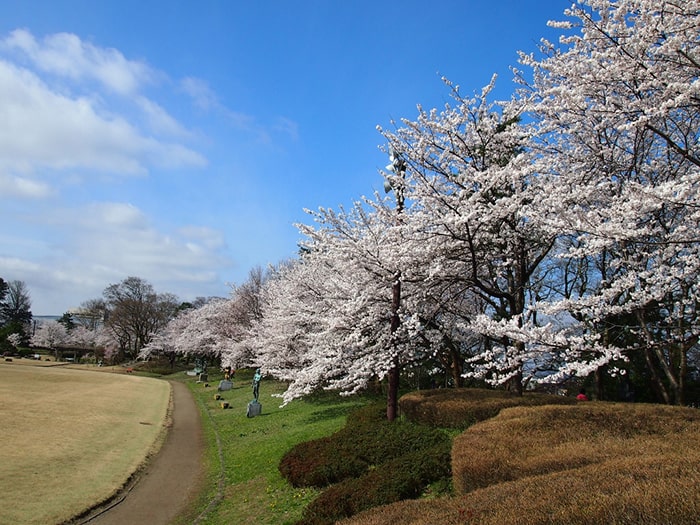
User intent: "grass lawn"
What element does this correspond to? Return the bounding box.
[0,361,171,525]
[175,369,374,525]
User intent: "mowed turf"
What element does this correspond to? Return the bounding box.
[0,362,171,525]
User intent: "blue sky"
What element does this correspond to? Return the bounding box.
[0,1,568,315]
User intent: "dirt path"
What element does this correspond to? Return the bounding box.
[82,380,204,525]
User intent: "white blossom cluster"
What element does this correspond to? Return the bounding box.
[30,320,118,359]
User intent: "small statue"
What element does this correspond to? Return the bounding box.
[252,368,262,401]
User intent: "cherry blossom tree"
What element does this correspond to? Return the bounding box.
[94,325,120,363]
[7,332,22,350]
[251,191,487,415]
[31,320,68,356]
[248,257,338,403]
[378,78,557,394]
[219,266,267,368]
[141,267,268,370]
[252,200,414,412]
[66,325,98,350]
[130,0,700,408]
[518,0,700,403]
[140,298,226,366]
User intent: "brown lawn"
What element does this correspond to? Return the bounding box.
[0,361,171,524]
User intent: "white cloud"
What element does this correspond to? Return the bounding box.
[0,201,234,314]
[63,202,231,283]
[180,76,219,111]
[273,116,300,141]
[87,202,146,228]
[0,29,235,313]
[178,225,226,250]
[0,173,52,198]
[180,75,256,129]
[0,255,42,274]
[0,57,206,177]
[0,29,207,181]
[180,75,297,144]
[2,28,154,95]
[135,95,192,138]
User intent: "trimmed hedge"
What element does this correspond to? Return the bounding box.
[279,401,453,524]
[280,402,449,488]
[297,442,451,525]
[338,403,700,525]
[278,434,368,487]
[399,388,576,429]
[451,402,700,495]
[281,388,579,524]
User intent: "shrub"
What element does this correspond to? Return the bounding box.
[451,402,700,494]
[279,435,368,487]
[339,403,700,525]
[280,401,449,488]
[339,453,700,525]
[399,388,575,429]
[297,441,452,525]
[279,400,453,524]
[344,401,387,426]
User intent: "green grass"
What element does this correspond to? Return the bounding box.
[174,369,374,525]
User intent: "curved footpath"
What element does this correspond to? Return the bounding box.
[81,380,204,525]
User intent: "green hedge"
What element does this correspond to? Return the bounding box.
[279,402,452,524]
[279,401,449,488]
[296,442,451,525]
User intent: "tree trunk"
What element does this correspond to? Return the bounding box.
[644,346,670,404]
[636,309,678,404]
[387,276,401,422]
[451,351,464,388]
[595,366,604,401]
[387,359,400,421]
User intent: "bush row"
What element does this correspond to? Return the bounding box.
[399,388,576,429]
[451,402,700,494]
[297,442,451,525]
[279,401,452,524]
[340,402,700,525]
[280,402,449,488]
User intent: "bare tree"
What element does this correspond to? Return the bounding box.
[103,276,179,361]
[74,298,108,330]
[0,280,32,326]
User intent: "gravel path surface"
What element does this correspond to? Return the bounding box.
[82,380,204,525]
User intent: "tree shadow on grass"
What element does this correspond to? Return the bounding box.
[304,405,358,424]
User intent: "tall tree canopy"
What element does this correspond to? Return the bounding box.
[103,276,179,360]
[517,0,700,404]
[0,279,32,327]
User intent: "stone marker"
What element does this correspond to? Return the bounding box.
[218,379,233,391]
[246,400,262,418]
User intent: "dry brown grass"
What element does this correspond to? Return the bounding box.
[0,361,171,524]
[340,401,700,525]
[399,388,576,428]
[452,402,700,494]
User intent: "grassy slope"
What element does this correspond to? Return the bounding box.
[0,362,170,525]
[175,369,373,525]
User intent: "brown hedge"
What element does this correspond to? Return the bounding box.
[452,402,700,494]
[399,387,576,429]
